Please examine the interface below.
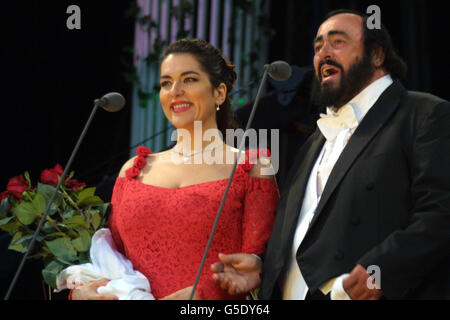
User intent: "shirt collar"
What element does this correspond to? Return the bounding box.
[326,74,393,123]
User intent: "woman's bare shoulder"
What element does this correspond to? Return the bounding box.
[226,146,276,181]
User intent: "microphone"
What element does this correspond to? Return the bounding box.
[189,61,291,299]
[4,92,125,300]
[267,60,292,81]
[94,92,126,112]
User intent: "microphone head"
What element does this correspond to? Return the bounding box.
[96,92,125,112]
[268,61,292,81]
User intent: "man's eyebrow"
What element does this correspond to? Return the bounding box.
[313,35,323,45]
[328,30,350,38]
[313,30,350,46]
[160,70,200,79]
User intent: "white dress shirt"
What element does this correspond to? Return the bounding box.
[281,74,393,300]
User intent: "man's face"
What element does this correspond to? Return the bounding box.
[312,13,374,108]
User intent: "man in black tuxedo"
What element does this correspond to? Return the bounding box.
[211,9,450,299]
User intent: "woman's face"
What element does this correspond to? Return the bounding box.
[159,53,226,131]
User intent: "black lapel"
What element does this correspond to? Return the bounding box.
[306,81,406,232]
[280,129,325,242]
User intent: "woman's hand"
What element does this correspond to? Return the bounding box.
[161,286,198,300]
[71,279,118,300]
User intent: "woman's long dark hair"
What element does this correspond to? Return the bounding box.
[161,38,239,137]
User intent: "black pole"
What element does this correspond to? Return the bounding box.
[189,66,270,300]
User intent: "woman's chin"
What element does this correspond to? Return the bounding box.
[170,118,195,130]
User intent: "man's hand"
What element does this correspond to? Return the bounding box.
[210,253,262,295]
[343,264,383,300]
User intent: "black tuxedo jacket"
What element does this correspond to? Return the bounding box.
[259,81,450,299]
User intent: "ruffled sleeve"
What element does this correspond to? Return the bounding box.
[241,149,280,254]
[108,178,126,254]
[242,177,279,254]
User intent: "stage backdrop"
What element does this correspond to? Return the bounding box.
[129,0,270,155]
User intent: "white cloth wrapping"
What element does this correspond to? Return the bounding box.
[55,228,154,300]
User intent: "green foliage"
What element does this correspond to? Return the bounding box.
[1,170,109,289]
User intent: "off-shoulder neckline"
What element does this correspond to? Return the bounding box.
[117,174,276,190]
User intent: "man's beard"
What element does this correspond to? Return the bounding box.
[312,53,375,109]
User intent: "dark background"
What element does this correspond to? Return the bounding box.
[1,0,449,191]
[0,0,448,299]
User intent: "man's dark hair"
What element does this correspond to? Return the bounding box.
[324,9,407,82]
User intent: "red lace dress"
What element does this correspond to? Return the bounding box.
[109,147,279,300]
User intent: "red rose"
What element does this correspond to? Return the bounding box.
[136,146,152,157]
[241,162,253,172]
[134,156,147,169]
[53,164,63,176]
[65,179,86,191]
[6,174,29,199]
[40,164,64,185]
[0,191,10,202]
[125,166,141,180]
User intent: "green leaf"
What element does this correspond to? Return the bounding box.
[63,215,86,228]
[0,218,21,233]
[10,233,33,247]
[32,193,46,213]
[78,187,96,203]
[71,229,91,252]
[78,251,90,264]
[44,232,68,239]
[37,183,62,215]
[42,260,66,289]
[41,221,57,234]
[8,232,30,253]
[0,197,10,217]
[61,209,76,220]
[24,171,32,188]
[97,203,110,215]
[12,193,47,225]
[37,183,57,200]
[46,237,78,262]
[0,216,14,226]
[79,196,103,207]
[91,211,102,230]
[12,202,39,225]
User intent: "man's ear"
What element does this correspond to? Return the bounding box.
[372,46,385,68]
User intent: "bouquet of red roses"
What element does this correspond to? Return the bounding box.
[0,164,109,288]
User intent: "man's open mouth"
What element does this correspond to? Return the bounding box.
[321,65,340,80]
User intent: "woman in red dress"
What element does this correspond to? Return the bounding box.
[72,39,279,300]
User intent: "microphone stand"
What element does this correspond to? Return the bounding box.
[189,65,271,300]
[4,102,102,300]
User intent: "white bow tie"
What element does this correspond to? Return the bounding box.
[317,104,359,141]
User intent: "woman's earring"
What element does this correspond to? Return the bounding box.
[216,104,220,111]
